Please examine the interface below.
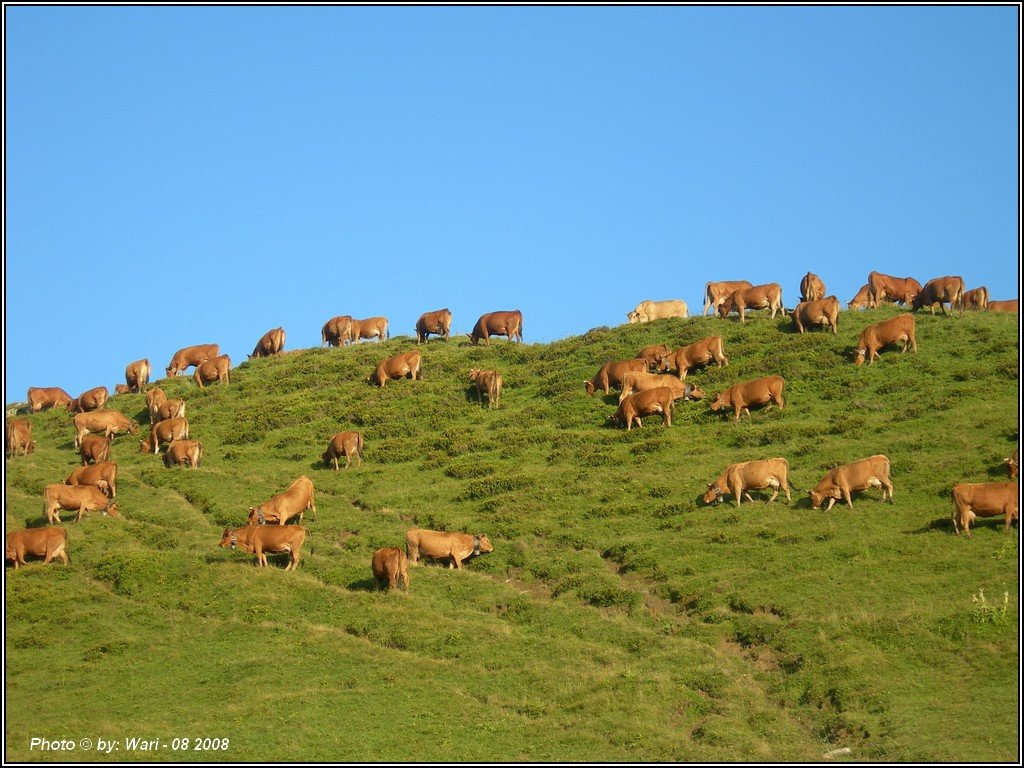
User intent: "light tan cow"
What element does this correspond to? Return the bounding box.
[808,455,893,511]
[372,547,410,591]
[370,350,422,388]
[416,308,452,344]
[322,432,363,470]
[662,337,728,380]
[987,299,1018,313]
[618,373,705,404]
[854,314,917,366]
[69,386,109,414]
[703,458,793,507]
[703,280,754,316]
[78,434,112,466]
[799,272,826,303]
[468,311,523,345]
[125,359,151,393]
[912,275,965,316]
[166,344,219,377]
[6,418,35,458]
[585,358,648,396]
[636,344,673,371]
[27,387,73,413]
[194,354,231,388]
[321,315,353,347]
[248,475,317,526]
[164,440,203,468]
[73,410,137,449]
[469,369,503,409]
[710,375,785,421]
[220,525,307,570]
[962,287,989,311]
[867,271,921,308]
[627,299,689,324]
[347,317,389,344]
[154,398,186,423]
[140,417,189,454]
[792,296,840,334]
[65,460,118,498]
[717,283,786,322]
[6,527,70,569]
[951,481,1018,538]
[43,483,119,524]
[250,327,286,358]
[611,387,675,430]
[405,529,493,570]
[146,388,168,424]
[847,283,872,310]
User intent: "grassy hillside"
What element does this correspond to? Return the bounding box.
[4,307,1019,763]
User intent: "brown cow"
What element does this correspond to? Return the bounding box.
[663,337,728,380]
[249,327,286,358]
[43,483,119,524]
[321,315,353,347]
[854,314,917,366]
[146,388,168,424]
[405,529,493,570]
[703,458,793,507]
[154,398,186,423]
[65,460,118,498]
[808,454,893,511]
[469,369,503,409]
[220,525,307,570]
[951,481,1018,538]
[611,387,675,430]
[799,272,826,303]
[78,434,112,466]
[1006,449,1019,479]
[166,344,219,377]
[248,475,317,526]
[73,410,137,449]
[372,547,410,591]
[618,373,705,404]
[140,417,189,454]
[912,275,965,316]
[194,354,231,388]
[717,283,786,322]
[125,359,151,393]
[69,386,109,414]
[322,432,363,471]
[164,440,203,468]
[347,317,389,344]
[370,350,422,388]
[962,287,989,311]
[847,283,872,311]
[987,299,1018,313]
[637,344,673,371]
[6,527,70,569]
[416,308,452,344]
[6,418,35,458]
[867,271,921,308]
[703,280,754,316]
[792,296,840,334]
[468,310,523,345]
[27,387,73,413]
[627,299,688,324]
[710,375,785,421]
[585,358,648,396]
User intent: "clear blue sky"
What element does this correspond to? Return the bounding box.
[4,6,1019,403]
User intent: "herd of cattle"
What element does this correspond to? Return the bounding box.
[5,275,1020,578]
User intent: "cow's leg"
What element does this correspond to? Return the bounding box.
[766,483,779,504]
[825,497,837,512]
[843,486,854,508]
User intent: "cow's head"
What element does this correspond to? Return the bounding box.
[685,384,706,401]
[468,368,480,383]
[703,483,725,505]
[139,440,152,454]
[165,365,177,377]
[218,528,236,549]
[103,503,120,518]
[247,506,267,525]
[709,394,727,412]
[128,421,139,436]
[626,312,640,324]
[473,534,494,555]
[27,441,36,455]
[854,348,867,367]
[807,489,826,510]
[584,380,596,396]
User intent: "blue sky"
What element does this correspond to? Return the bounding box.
[4,5,1019,403]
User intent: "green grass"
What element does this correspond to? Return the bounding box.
[4,308,1019,762]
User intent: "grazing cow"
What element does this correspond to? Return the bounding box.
[69,386,109,414]
[611,386,675,430]
[703,280,754,316]
[854,314,917,366]
[703,458,793,507]
[469,369,503,409]
[166,344,219,377]
[962,287,989,311]
[799,272,826,303]
[114,384,131,395]
[322,432,363,471]
[6,418,35,458]
[248,475,317,526]
[951,481,1019,538]
[987,299,1018,313]
[468,310,523,345]
[78,434,112,466]
[405,528,493,570]
[73,410,137,449]
[347,317,389,344]
[912,275,965,316]
[194,354,231,388]
[220,525,307,570]
[867,271,921,308]
[717,283,786,322]
[792,296,840,334]
[372,547,410,591]
[6,528,70,569]
[154,398,186,423]
[124,359,151,393]
[710,375,785,421]
[146,388,167,422]
[618,373,705,404]
[808,455,893,511]
[627,299,689,324]
[164,440,203,468]
[321,315,353,347]
[585,358,648,396]
[140,417,189,454]
[1006,449,1019,479]
[636,344,673,372]
[27,387,73,413]
[249,327,286,358]
[847,284,872,311]
[370,350,422,388]
[416,308,452,344]
[65,461,118,499]
[43,483,119,524]
[663,337,729,381]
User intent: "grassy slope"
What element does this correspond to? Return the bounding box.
[4,307,1019,763]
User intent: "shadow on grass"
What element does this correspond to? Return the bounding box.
[347,577,379,592]
[906,517,952,535]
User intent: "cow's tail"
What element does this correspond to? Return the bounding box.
[357,432,364,458]
[951,489,960,534]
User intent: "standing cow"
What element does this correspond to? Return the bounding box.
[627,299,688,324]
[166,344,220,377]
[469,369,503,409]
[250,327,286,358]
[321,315,353,347]
[6,418,35,458]
[124,359,151,393]
[194,355,231,388]
[799,272,826,303]
[416,309,452,344]
[322,432,363,470]
[372,547,410,591]
[468,311,523,345]
[369,351,422,388]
